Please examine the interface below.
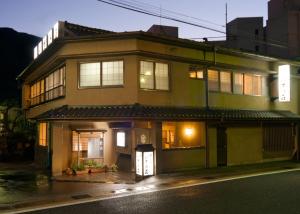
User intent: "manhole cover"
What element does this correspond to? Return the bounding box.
[71,194,92,200]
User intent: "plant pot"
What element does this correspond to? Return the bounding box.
[75,169,89,175]
[89,167,106,173]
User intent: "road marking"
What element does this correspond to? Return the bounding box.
[5,167,300,214]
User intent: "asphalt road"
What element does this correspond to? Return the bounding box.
[27,170,300,214]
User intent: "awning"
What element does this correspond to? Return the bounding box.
[34,104,300,122]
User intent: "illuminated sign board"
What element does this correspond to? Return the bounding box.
[136,151,143,176]
[278,65,290,102]
[33,21,62,59]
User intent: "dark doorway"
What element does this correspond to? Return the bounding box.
[217,127,227,166]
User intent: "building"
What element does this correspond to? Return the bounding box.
[223,0,300,59]
[226,17,265,54]
[266,0,300,59]
[17,21,300,176]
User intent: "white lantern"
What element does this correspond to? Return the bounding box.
[135,144,155,179]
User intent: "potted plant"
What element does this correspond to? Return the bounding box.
[71,162,89,175]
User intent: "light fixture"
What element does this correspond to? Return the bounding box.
[135,144,155,179]
[184,128,193,137]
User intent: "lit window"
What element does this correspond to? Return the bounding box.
[31,66,65,106]
[189,70,203,79]
[39,123,47,147]
[102,61,124,86]
[162,122,203,149]
[220,71,232,93]
[208,69,219,91]
[116,131,126,147]
[0,113,4,120]
[244,74,262,96]
[233,73,244,94]
[155,63,169,90]
[140,61,154,89]
[79,63,101,87]
[140,61,169,90]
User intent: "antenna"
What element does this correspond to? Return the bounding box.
[225,3,228,37]
[160,4,162,25]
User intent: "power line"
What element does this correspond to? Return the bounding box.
[97,0,288,49]
[97,0,226,34]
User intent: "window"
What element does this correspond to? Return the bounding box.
[208,69,219,91]
[140,61,169,90]
[79,61,124,87]
[39,123,47,147]
[162,122,204,149]
[116,131,126,147]
[189,70,203,79]
[102,61,124,86]
[79,62,100,87]
[0,112,4,120]
[233,73,244,94]
[155,63,169,90]
[244,74,262,96]
[30,66,65,106]
[140,61,154,89]
[220,71,232,93]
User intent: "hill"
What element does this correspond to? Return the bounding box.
[0,28,40,102]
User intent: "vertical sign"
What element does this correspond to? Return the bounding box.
[278,65,290,102]
[143,151,153,176]
[33,47,38,59]
[42,36,47,51]
[136,151,143,176]
[47,29,53,45]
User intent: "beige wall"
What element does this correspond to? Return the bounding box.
[23,36,299,120]
[160,149,206,172]
[227,127,263,166]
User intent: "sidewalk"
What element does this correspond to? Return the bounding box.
[2,161,300,213]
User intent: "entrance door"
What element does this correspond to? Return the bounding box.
[217,127,227,166]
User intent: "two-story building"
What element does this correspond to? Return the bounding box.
[18,21,300,176]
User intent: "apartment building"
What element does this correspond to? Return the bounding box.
[18,21,300,176]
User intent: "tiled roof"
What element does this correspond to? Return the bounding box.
[35,104,300,122]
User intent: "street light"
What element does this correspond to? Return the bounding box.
[135,144,155,179]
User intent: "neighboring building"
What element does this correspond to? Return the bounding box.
[222,0,300,59]
[266,0,300,59]
[17,21,300,176]
[226,17,265,54]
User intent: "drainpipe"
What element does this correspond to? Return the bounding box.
[205,45,217,168]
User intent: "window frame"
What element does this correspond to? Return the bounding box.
[30,64,66,107]
[38,122,47,147]
[78,59,124,89]
[139,60,170,91]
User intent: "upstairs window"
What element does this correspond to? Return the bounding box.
[233,73,244,94]
[244,74,262,96]
[208,69,219,91]
[79,63,101,87]
[79,60,123,88]
[102,61,124,86]
[140,61,169,90]
[220,71,232,93]
[30,66,65,106]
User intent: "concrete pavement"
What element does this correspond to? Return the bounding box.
[1,161,300,213]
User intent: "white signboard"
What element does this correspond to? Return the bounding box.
[143,151,153,176]
[117,132,125,147]
[136,151,143,176]
[33,21,62,60]
[278,65,290,102]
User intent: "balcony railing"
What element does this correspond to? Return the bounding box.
[30,85,65,107]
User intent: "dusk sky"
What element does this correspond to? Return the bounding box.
[0,0,268,40]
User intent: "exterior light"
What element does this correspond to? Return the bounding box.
[140,77,145,83]
[278,64,290,102]
[117,131,126,147]
[184,128,193,137]
[135,144,155,179]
